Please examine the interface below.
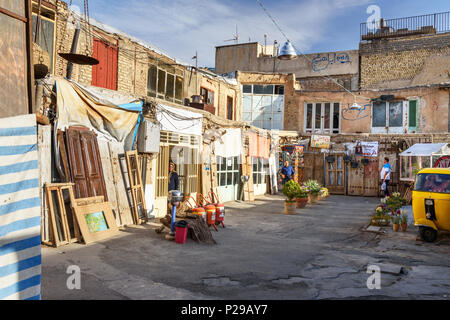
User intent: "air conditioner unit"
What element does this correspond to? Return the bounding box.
[137,120,160,153]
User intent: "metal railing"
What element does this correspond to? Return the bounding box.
[361,12,450,40]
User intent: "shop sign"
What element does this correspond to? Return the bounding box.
[311,135,330,149]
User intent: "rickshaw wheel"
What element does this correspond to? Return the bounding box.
[419,226,438,242]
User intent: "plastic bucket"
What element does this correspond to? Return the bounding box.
[175,220,189,244]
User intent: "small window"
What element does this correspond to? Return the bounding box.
[147,65,157,93]
[372,101,387,127]
[243,85,252,93]
[274,85,284,95]
[200,87,214,105]
[166,74,174,99]
[175,76,183,101]
[253,85,264,94]
[227,96,233,120]
[157,69,166,94]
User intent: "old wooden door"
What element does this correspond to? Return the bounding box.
[325,154,345,194]
[92,38,118,90]
[303,152,324,185]
[65,127,108,200]
[363,158,379,196]
[347,161,364,196]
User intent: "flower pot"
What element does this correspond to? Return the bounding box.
[393,223,400,232]
[308,194,318,204]
[371,217,390,227]
[401,224,407,232]
[295,197,308,208]
[284,201,297,215]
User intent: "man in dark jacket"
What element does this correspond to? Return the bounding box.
[168,161,179,191]
[280,160,295,186]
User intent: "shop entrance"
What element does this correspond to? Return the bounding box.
[217,156,240,203]
[325,153,346,194]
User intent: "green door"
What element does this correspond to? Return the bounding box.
[408,100,418,133]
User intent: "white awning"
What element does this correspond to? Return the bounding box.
[399,143,448,157]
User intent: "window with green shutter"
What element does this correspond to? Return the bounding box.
[408,100,418,130]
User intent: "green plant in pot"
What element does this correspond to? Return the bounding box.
[282,180,301,214]
[371,205,390,226]
[391,213,401,232]
[295,186,309,209]
[304,179,322,204]
[400,209,408,231]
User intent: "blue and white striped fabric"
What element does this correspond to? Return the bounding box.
[0,114,41,300]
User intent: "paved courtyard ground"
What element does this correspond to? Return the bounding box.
[42,195,450,299]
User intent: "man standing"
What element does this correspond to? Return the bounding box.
[168,161,179,192]
[380,157,391,197]
[280,160,295,186]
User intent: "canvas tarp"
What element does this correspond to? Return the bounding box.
[213,128,242,158]
[55,77,140,142]
[155,104,203,136]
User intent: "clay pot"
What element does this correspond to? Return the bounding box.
[308,194,318,204]
[393,223,400,232]
[284,201,297,215]
[295,197,308,209]
[401,224,407,232]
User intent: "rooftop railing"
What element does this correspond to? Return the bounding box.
[361,12,450,41]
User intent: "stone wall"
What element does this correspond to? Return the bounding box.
[360,33,450,89]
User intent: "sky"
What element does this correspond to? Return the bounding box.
[70,0,450,67]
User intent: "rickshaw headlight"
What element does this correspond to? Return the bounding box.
[425,199,433,206]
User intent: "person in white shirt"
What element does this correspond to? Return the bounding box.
[380,157,392,197]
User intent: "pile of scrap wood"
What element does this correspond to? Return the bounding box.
[156,202,216,244]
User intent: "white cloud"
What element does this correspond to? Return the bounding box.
[80,0,371,67]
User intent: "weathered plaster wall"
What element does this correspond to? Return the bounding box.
[287,87,449,134]
[216,42,359,79]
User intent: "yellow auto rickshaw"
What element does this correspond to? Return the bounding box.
[412,168,450,242]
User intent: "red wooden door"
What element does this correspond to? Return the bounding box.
[92,38,118,90]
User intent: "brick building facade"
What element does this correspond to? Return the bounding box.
[33,0,241,122]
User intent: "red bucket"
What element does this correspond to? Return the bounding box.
[175,220,189,244]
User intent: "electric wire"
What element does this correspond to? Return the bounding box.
[255,0,373,103]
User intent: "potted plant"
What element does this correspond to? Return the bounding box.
[400,209,408,231]
[391,213,401,232]
[318,187,329,200]
[304,179,322,204]
[370,205,391,226]
[282,180,301,214]
[295,186,309,208]
[386,193,408,214]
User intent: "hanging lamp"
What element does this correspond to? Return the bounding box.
[278,41,297,60]
[58,0,99,66]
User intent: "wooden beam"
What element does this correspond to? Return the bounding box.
[0,7,28,22]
